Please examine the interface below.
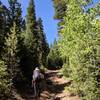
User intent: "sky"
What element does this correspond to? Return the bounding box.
[1,0,100,44]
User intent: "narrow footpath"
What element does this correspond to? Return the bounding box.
[14,70,80,100]
[39,70,80,100]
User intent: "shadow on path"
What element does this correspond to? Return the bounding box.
[13,70,80,100]
[39,70,72,100]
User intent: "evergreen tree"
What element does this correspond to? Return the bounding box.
[4,23,20,87]
[52,0,66,20]
[8,0,26,79]
[0,2,5,57]
[0,1,9,58]
[25,0,37,47]
[37,18,44,66]
[58,0,100,99]
[47,39,63,69]
[52,0,66,31]
[52,0,93,31]
[8,0,24,50]
[8,0,23,33]
[0,60,11,99]
[42,34,49,67]
[37,18,49,67]
[53,0,92,20]
[23,0,39,78]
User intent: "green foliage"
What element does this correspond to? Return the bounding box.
[37,18,49,67]
[8,0,25,56]
[47,40,63,69]
[52,0,66,32]
[58,0,100,99]
[24,0,50,71]
[52,0,66,20]
[60,60,71,77]
[52,0,93,31]
[0,2,5,56]
[0,1,9,57]
[25,0,37,52]
[0,0,49,98]
[87,2,100,17]
[8,0,23,33]
[23,0,39,79]
[0,60,11,99]
[4,23,21,86]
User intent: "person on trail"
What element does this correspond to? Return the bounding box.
[32,67,44,96]
[32,67,40,86]
[32,67,45,83]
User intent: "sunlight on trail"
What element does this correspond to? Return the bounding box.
[13,70,80,100]
[39,70,80,100]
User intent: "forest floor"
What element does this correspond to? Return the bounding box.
[14,70,80,100]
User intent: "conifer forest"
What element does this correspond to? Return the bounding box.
[0,0,100,100]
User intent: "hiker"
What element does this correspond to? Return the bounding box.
[32,67,40,86]
[32,67,44,96]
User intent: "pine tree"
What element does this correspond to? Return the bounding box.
[0,60,11,99]
[52,0,66,31]
[4,23,20,86]
[47,39,63,69]
[52,0,93,31]
[53,0,92,20]
[23,0,39,78]
[8,0,26,78]
[52,0,66,20]
[8,0,23,33]
[0,1,9,58]
[0,2,5,57]
[8,0,24,50]
[37,18,44,66]
[25,0,37,47]
[37,18,49,67]
[58,0,100,99]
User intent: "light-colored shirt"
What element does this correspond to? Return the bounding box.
[33,69,40,80]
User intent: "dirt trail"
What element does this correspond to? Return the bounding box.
[14,70,80,100]
[39,70,80,100]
